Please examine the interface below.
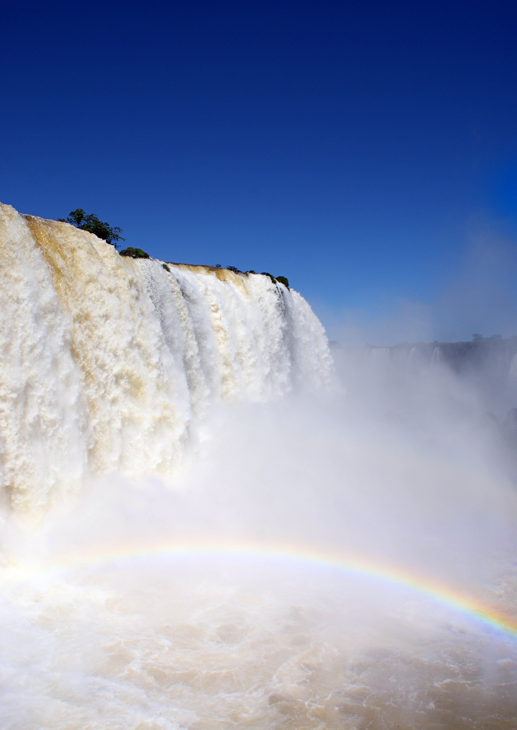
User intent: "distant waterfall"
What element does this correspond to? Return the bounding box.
[0,204,333,513]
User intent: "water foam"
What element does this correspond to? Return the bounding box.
[0,203,333,513]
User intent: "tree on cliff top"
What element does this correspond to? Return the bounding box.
[59,209,125,248]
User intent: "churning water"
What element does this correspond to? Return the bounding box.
[1,203,517,729]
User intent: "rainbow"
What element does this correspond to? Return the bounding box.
[3,538,517,640]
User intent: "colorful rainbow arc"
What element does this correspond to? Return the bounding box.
[3,539,517,640]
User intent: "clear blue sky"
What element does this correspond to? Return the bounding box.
[2,0,517,342]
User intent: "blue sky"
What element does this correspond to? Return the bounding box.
[2,0,517,343]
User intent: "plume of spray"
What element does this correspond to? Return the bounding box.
[4,351,517,729]
[1,203,517,728]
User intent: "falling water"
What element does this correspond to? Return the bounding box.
[0,203,332,514]
[1,203,517,729]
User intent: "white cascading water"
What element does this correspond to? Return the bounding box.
[0,202,333,515]
[2,203,517,730]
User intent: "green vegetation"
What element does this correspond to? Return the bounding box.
[59,209,125,248]
[57,213,289,285]
[120,247,150,259]
[245,271,289,288]
[276,276,289,288]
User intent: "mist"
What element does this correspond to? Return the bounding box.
[3,347,517,729]
[319,223,517,347]
[2,205,517,728]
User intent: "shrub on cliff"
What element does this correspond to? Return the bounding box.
[276,276,289,288]
[120,247,150,259]
[59,209,125,248]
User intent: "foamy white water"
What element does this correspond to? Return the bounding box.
[0,203,332,514]
[2,203,517,729]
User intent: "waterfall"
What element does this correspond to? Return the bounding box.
[0,203,333,513]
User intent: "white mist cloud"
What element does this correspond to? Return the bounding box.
[317,221,517,346]
[333,298,433,346]
[2,352,517,728]
[3,212,517,727]
[433,226,517,342]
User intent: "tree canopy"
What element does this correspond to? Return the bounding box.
[59,209,125,247]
